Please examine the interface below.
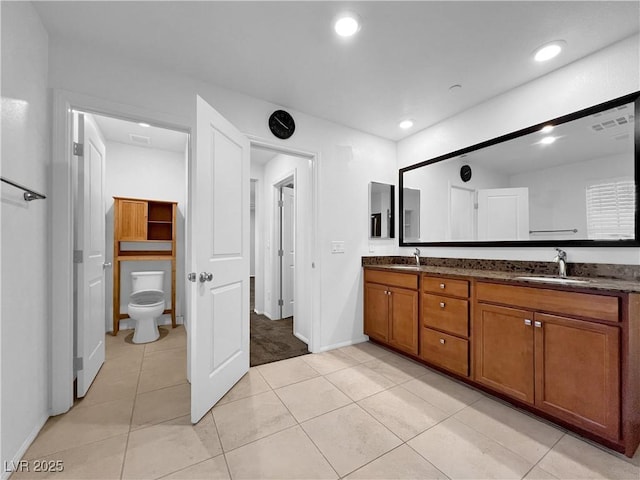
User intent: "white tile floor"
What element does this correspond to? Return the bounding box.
[12,327,640,479]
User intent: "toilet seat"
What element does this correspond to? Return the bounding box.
[129,289,164,307]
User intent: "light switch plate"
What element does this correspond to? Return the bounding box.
[331,241,345,254]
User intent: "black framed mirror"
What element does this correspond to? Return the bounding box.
[399,92,639,247]
[369,182,395,239]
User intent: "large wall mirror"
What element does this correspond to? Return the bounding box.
[369,182,395,239]
[399,92,639,247]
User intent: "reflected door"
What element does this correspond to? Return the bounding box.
[478,187,530,240]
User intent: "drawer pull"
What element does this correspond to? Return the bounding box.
[524,319,532,326]
[534,321,542,328]
[439,302,446,308]
[439,283,446,289]
[439,338,445,344]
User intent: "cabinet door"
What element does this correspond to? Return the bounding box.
[388,287,419,355]
[117,199,147,240]
[534,313,620,440]
[364,282,389,342]
[475,304,535,403]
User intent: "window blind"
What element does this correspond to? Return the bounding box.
[586,179,636,239]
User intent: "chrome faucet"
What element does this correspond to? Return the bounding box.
[554,248,567,277]
[414,248,421,267]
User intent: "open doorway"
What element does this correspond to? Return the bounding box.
[249,145,313,366]
[71,110,188,400]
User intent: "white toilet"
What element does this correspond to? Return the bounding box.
[128,271,165,344]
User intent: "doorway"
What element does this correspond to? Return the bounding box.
[249,145,313,366]
[71,110,189,399]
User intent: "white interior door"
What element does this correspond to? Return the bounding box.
[191,95,250,422]
[76,113,106,397]
[449,184,475,241]
[477,187,530,240]
[282,185,295,319]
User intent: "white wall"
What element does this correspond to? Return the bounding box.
[510,153,632,241]
[397,34,640,265]
[0,2,50,474]
[48,38,397,351]
[104,141,187,331]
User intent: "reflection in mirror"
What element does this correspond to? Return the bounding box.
[403,188,420,240]
[369,182,395,239]
[400,93,638,246]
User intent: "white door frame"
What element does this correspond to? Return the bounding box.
[51,91,321,415]
[51,90,192,415]
[247,136,319,351]
[273,173,295,321]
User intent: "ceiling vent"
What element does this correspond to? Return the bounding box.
[589,105,634,133]
[129,133,151,146]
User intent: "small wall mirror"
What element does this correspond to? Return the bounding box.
[369,182,395,239]
[399,92,639,247]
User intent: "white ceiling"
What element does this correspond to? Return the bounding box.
[34,1,639,141]
[92,113,188,153]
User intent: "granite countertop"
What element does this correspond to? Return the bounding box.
[364,264,640,293]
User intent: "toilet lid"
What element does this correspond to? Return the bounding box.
[129,289,164,306]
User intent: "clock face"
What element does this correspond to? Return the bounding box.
[268,110,295,139]
[460,164,472,182]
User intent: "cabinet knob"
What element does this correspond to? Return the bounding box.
[439,283,446,289]
[524,319,532,326]
[439,302,446,308]
[439,338,445,344]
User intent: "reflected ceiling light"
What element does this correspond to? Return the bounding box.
[399,120,414,129]
[138,122,151,128]
[540,125,554,134]
[533,40,565,62]
[540,136,556,145]
[334,13,361,37]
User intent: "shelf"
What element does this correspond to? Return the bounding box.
[118,254,172,261]
[113,197,177,336]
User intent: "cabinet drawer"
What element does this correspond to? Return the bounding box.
[476,282,619,323]
[365,269,418,290]
[423,294,469,337]
[423,276,469,298]
[421,328,469,377]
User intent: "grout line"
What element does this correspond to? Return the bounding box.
[118,335,146,479]
[523,433,565,479]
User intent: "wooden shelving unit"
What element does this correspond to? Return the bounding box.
[113,196,177,335]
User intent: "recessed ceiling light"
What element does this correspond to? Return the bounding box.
[138,122,150,128]
[533,41,565,62]
[540,125,554,134]
[540,136,556,145]
[449,84,462,92]
[334,13,361,37]
[399,120,414,129]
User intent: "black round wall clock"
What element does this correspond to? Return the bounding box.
[268,110,296,139]
[460,164,472,182]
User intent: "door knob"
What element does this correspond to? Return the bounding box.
[199,272,213,283]
[187,272,197,282]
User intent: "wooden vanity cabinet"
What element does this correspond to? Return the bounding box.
[475,282,621,441]
[421,276,470,376]
[364,270,419,355]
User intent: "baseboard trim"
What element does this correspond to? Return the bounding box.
[293,331,309,344]
[2,412,49,480]
[317,335,369,353]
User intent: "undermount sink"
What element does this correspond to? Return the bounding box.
[390,265,422,270]
[514,276,590,285]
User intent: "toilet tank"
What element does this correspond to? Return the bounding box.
[131,271,165,293]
